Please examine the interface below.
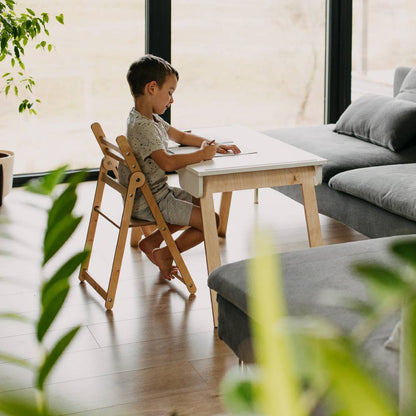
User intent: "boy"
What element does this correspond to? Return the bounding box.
[119,55,240,280]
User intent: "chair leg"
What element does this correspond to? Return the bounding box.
[105,192,137,310]
[160,228,197,294]
[130,227,143,247]
[79,174,105,282]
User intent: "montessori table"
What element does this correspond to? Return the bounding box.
[177,125,327,325]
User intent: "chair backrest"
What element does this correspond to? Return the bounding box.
[90,122,166,227]
[91,122,146,194]
[91,122,140,175]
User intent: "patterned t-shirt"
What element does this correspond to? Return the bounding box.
[118,108,171,211]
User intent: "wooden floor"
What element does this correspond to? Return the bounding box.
[0,175,367,415]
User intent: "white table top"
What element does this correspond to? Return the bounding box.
[178,125,326,176]
[177,125,326,197]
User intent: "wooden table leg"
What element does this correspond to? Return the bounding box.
[254,188,259,204]
[218,191,232,238]
[301,177,323,247]
[200,192,222,327]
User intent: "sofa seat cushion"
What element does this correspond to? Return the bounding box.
[262,125,416,182]
[209,237,398,319]
[328,164,416,222]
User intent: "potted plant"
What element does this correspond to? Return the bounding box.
[0,149,14,206]
[0,0,64,205]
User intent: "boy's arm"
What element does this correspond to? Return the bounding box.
[168,126,241,155]
[150,141,216,172]
[167,126,208,147]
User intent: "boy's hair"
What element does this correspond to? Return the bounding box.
[127,54,179,97]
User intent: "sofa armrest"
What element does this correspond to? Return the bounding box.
[394,66,412,97]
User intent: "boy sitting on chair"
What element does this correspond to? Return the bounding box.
[119,54,240,280]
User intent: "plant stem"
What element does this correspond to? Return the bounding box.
[36,388,48,416]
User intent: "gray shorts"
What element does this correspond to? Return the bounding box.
[132,186,194,226]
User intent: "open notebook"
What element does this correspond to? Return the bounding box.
[167,142,257,157]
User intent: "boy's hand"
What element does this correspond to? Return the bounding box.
[215,143,241,154]
[200,140,216,160]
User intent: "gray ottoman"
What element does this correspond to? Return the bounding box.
[208,236,404,393]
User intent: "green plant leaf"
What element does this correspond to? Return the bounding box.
[36,286,69,342]
[0,312,31,323]
[311,336,397,416]
[41,250,89,307]
[46,183,77,229]
[400,297,416,416]
[55,14,64,24]
[248,230,307,416]
[221,368,259,414]
[354,263,409,293]
[391,239,416,270]
[0,396,41,416]
[25,165,67,195]
[43,213,82,265]
[0,352,35,370]
[36,326,80,390]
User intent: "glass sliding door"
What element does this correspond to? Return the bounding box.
[0,0,145,174]
[171,0,326,131]
[352,0,416,100]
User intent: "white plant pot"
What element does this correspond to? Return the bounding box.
[0,150,15,205]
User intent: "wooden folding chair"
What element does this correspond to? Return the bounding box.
[78,123,196,310]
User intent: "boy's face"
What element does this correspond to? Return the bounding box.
[153,74,178,115]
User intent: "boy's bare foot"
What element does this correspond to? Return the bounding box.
[139,237,159,265]
[152,247,177,280]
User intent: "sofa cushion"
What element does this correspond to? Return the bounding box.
[396,67,416,102]
[333,94,416,151]
[263,125,416,182]
[209,237,399,317]
[328,164,416,222]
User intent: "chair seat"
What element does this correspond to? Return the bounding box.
[129,218,156,228]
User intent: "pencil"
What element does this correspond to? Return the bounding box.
[208,139,215,145]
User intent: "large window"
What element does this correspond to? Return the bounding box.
[171,1,326,131]
[0,0,145,174]
[352,0,416,99]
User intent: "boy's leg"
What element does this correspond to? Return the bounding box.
[139,224,183,264]
[153,205,219,279]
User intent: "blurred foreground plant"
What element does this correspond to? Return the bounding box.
[221,231,416,416]
[0,166,88,415]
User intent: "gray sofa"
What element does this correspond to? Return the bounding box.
[208,237,401,393]
[207,66,416,404]
[263,66,416,238]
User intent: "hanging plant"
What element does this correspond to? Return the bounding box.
[0,0,64,114]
